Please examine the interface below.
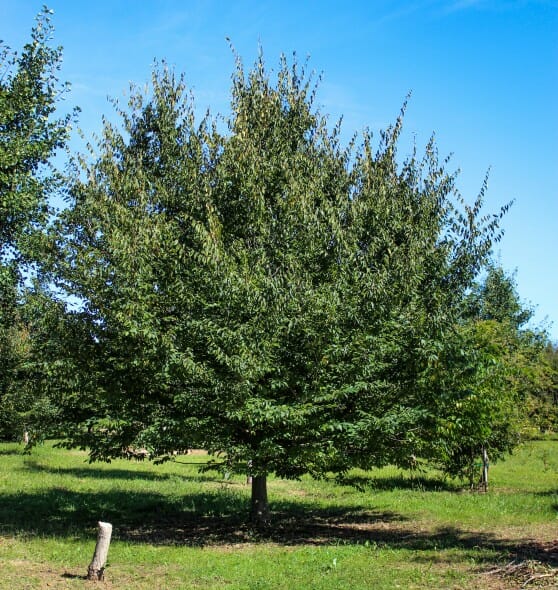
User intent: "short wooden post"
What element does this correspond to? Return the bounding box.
[87,521,112,581]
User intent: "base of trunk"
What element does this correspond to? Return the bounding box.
[250,475,270,525]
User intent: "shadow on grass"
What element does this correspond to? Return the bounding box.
[1,485,556,568]
[61,573,85,580]
[0,448,24,456]
[25,462,461,493]
[535,489,558,497]
[337,473,459,492]
[22,460,219,484]
[0,485,400,544]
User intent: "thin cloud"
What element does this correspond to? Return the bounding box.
[445,0,487,11]
[441,0,558,13]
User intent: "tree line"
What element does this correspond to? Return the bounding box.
[1,8,556,523]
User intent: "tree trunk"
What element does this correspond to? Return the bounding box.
[480,446,489,492]
[468,450,475,490]
[246,459,253,485]
[87,521,113,580]
[250,475,270,525]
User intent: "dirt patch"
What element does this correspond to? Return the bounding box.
[2,560,97,590]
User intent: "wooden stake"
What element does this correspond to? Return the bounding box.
[87,521,113,581]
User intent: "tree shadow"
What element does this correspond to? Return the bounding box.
[0,485,387,541]
[0,485,556,568]
[534,489,558,496]
[22,460,218,484]
[337,473,459,492]
[26,460,462,493]
[61,573,86,580]
[0,486,247,540]
[0,448,24,456]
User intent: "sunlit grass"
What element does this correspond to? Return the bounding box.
[0,440,556,589]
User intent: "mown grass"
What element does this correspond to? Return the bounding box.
[0,441,556,589]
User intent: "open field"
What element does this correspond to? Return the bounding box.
[0,441,556,589]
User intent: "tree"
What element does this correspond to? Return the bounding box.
[471,266,556,436]
[535,343,558,432]
[465,264,533,329]
[41,55,504,523]
[431,265,555,486]
[0,7,74,439]
[427,319,524,487]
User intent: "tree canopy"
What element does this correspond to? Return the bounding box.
[36,53,513,521]
[0,7,74,439]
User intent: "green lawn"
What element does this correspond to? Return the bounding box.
[0,441,556,589]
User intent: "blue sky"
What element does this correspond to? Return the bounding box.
[3,0,557,340]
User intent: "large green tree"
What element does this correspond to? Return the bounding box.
[0,7,74,439]
[42,56,504,522]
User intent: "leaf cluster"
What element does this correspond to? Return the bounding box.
[0,7,75,439]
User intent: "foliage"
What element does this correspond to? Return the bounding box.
[431,265,557,482]
[0,7,74,439]
[526,341,558,434]
[428,319,525,484]
[465,264,532,328]
[38,54,506,518]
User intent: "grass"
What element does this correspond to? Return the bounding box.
[0,441,556,589]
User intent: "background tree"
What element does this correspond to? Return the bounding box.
[431,264,555,485]
[472,266,556,436]
[0,7,74,440]
[41,55,504,523]
[465,264,532,328]
[536,343,558,432]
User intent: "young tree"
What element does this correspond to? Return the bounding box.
[0,7,74,439]
[535,343,558,432]
[427,319,524,487]
[431,265,554,486]
[42,56,503,522]
[465,264,533,329]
